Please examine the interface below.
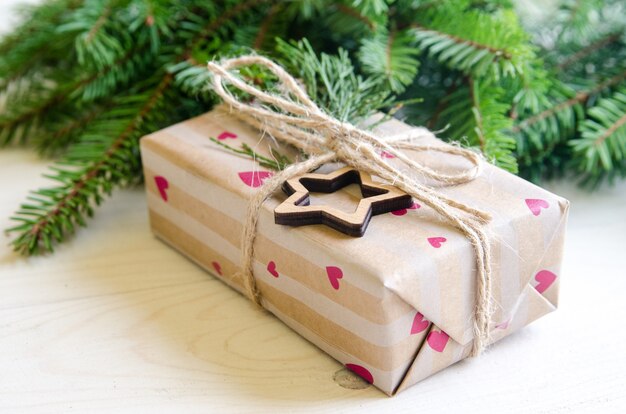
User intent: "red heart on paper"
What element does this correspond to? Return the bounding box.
[411,312,429,335]
[218,131,237,140]
[380,150,396,159]
[238,171,273,188]
[534,269,556,294]
[211,261,222,276]
[391,202,421,216]
[427,330,449,352]
[267,261,279,278]
[427,237,447,248]
[326,266,343,290]
[345,363,373,384]
[525,198,549,216]
[154,176,169,201]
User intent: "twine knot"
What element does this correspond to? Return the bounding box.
[207,55,494,357]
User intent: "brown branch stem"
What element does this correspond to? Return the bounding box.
[595,112,626,146]
[512,70,626,133]
[412,23,512,60]
[468,76,486,153]
[558,31,623,69]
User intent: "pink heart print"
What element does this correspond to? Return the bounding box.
[267,261,279,278]
[411,312,429,335]
[217,131,237,140]
[534,269,557,294]
[154,176,169,201]
[427,237,447,248]
[380,150,396,159]
[427,330,449,352]
[238,171,273,188]
[391,202,421,216]
[326,266,343,290]
[525,198,550,216]
[211,261,222,276]
[345,363,374,384]
[496,320,510,330]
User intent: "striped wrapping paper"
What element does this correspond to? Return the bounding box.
[140,107,569,396]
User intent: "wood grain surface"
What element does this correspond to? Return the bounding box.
[1,2,625,413]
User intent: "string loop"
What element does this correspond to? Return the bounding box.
[207,55,494,356]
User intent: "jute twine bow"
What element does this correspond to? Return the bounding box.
[207,55,494,357]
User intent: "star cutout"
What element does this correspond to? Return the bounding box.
[274,167,413,237]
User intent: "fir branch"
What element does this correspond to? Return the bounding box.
[570,88,626,187]
[1,44,152,147]
[468,77,487,153]
[36,102,110,155]
[0,0,81,90]
[512,70,626,133]
[409,7,532,79]
[439,77,517,171]
[335,3,375,30]
[253,4,282,49]
[594,112,626,147]
[412,23,512,60]
[184,0,269,57]
[557,31,623,69]
[358,28,420,93]
[85,3,112,44]
[7,74,174,255]
[275,38,394,123]
[209,137,292,170]
[7,0,277,254]
[427,82,459,129]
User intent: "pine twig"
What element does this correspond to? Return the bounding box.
[335,3,375,30]
[594,112,626,146]
[512,70,626,133]
[557,31,623,69]
[7,74,174,254]
[467,76,487,153]
[209,137,292,170]
[411,23,513,61]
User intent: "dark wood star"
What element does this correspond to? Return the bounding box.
[274,167,413,237]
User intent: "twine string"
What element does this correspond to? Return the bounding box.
[207,55,494,356]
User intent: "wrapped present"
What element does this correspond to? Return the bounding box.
[139,57,569,396]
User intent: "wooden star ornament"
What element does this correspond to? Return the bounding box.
[274,167,413,237]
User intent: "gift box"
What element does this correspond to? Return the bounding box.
[140,106,569,396]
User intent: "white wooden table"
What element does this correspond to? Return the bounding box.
[1,3,625,413]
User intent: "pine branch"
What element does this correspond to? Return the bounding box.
[57,0,128,69]
[86,3,111,43]
[183,0,269,57]
[253,4,282,49]
[409,7,533,79]
[512,70,626,133]
[557,31,623,69]
[555,0,608,43]
[0,0,81,90]
[7,0,277,255]
[210,137,292,170]
[358,28,420,93]
[35,102,111,155]
[570,88,626,187]
[335,3,375,30]
[7,74,174,254]
[0,42,156,147]
[412,23,512,60]
[275,38,394,123]
[594,112,626,146]
[439,76,516,171]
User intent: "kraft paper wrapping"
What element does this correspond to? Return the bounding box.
[140,107,569,396]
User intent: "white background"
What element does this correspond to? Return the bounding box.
[0,1,625,413]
